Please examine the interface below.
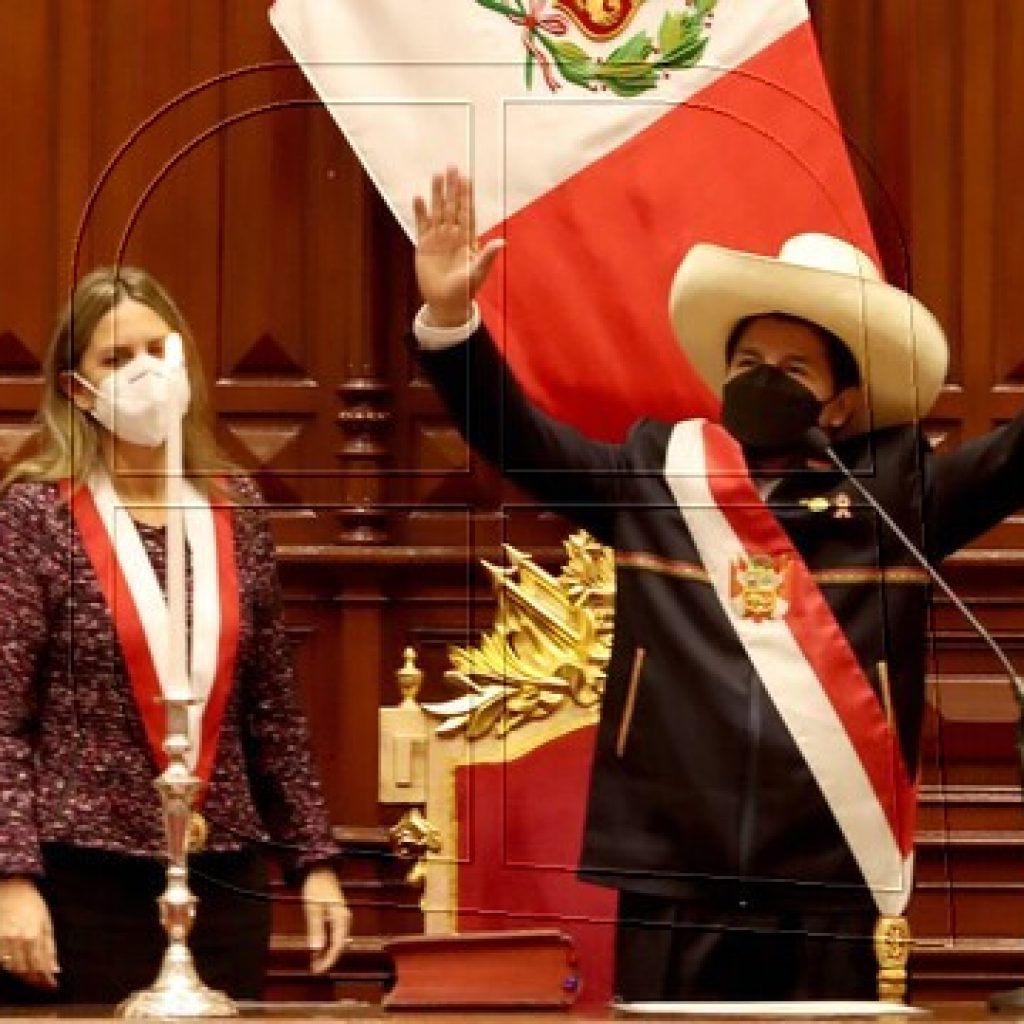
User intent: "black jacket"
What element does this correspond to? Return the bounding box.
[419,326,1024,911]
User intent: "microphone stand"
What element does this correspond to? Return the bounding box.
[806,428,1024,1013]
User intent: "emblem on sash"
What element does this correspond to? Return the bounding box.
[472,0,716,95]
[729,553,792,622]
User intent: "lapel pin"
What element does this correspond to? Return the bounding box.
[800,497,830,513]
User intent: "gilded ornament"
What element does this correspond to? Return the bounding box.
[421,533,614,739]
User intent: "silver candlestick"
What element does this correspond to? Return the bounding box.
[117,700,237,1018]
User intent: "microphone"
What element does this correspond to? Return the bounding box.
[803,426,1024,760]
[804,427,1024,1012]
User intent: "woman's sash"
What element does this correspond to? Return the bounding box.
[62,472,239,791]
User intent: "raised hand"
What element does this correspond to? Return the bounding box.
[413,166,503,328]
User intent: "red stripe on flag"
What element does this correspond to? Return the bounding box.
[481,23,877,441]
[699,424,917,856]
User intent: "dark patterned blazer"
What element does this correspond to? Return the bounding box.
[0,477,338,878]
[418,325,1024,912]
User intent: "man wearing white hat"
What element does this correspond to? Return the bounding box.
[409,168,1022,1001]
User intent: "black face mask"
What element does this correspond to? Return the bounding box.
[721,364,825,453]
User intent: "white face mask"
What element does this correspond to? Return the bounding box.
[74,353,191,448]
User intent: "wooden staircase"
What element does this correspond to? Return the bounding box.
[913,784,1024,1000]
[909,580,1024,1004]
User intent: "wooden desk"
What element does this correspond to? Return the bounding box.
[0,1003,1014,1023]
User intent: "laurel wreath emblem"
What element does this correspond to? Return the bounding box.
[474,0,717,96]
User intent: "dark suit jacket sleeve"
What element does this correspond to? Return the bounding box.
[415,325,627,544]
[923,411,1024,560]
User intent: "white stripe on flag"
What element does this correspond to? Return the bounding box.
[269,0,808,234]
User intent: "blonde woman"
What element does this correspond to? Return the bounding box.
[0,267,349,1003]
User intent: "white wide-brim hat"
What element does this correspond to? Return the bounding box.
[668,233,949,433]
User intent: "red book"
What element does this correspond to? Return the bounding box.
[384,929,581,1010]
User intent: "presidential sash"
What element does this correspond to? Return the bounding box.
[664,418,916,916]
[62,473,240,798]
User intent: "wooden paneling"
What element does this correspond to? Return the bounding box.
[3,0,1024,1002]
[809,0,1024,439]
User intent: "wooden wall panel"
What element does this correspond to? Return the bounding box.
[810,0,1024,441]
[0,1,57,374]
[993,2,1024,385]
[0,1,58,465]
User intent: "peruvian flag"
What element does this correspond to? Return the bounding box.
[269,0,875,441]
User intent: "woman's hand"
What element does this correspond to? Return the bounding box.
[413,166,504,328]
[0,877,59,990]
[301,866,350,973]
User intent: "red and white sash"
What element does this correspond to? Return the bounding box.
[62,472,239,792]
[664,419,916,916]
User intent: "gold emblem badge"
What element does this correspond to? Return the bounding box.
[800,496,830,513]
[729,553,792,623]
[800,493,854,519]
[873,915,910,1003]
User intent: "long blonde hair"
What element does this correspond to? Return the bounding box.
[3,266,234,493]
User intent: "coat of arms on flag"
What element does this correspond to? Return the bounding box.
[554,0,647,38]
[473,0,717,94]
